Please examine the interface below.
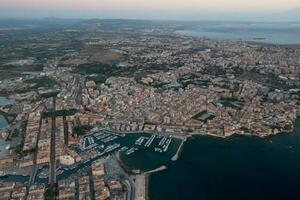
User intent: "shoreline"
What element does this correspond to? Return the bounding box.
[99,125,297,140]
[131,129,299,200]
[186,129,296,139]
[113,128,299,200]
[2,127,299,199]
[175,30,300,47]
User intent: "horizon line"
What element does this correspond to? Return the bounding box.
[0,17,299,23]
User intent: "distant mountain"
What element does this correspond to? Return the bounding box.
[207,8,300,22]
[0,18,82,29]
[0,8,298,24]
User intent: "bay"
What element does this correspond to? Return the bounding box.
[177,22,300,44]
[149,118,300,200]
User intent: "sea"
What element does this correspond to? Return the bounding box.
[1,119,300,200]
[161,22,300,200]
[177,22,300,44]
[149,118,300,200]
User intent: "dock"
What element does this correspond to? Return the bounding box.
[171,138,186,161]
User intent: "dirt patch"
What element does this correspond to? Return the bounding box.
[89,49,123,64]
[63,58,89,66]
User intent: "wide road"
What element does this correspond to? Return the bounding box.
[132,174,146,200]
[74,75,82,105]
[49,96,57,185]
[25,105,45,199]
[123,179,134,200]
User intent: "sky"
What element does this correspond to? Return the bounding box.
[0,0,299,20]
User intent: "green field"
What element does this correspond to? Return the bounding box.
[25,77,57,88]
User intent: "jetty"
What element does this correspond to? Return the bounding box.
[171,138,186,161]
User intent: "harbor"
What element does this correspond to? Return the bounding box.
[119,133,182,173]
[0,130,182,184]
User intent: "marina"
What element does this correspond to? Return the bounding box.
[144,134,156,147]
[63,131,181,180]
[0,131,182,184]
[120,133,182,172]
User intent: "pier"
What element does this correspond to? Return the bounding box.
[172,138,186,161]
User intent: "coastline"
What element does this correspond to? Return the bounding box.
[100,126,296,141]
[1,125,299,199]
[187,129,296,139]
[175,29,300,46]
[114,126,299,200]
[130,127,299,200]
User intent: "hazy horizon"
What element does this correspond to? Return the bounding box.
[0,0,299,21]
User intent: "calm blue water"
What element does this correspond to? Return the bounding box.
[149,118,300,200]
[0,96,16,106]
[120,136,181,172]
[177,22,300,44]
[2,119,300,200]
[0,115,8,128]
[0,96,15,128]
